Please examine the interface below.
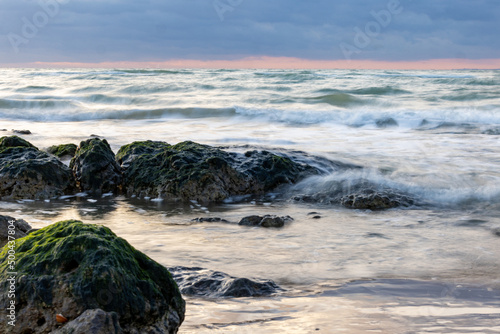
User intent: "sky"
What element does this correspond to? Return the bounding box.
[0,0,499,69]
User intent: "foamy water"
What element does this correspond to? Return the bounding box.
[1,68,499,332]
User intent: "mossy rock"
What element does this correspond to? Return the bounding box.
[47,143,78,159]
[117,140,319,202]
[70,138,122,196]
[0,220,185,333]
[0,135,36,152]
[117,140,248,202]
[0,143,74,200]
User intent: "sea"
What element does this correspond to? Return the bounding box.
[1,68,500,333]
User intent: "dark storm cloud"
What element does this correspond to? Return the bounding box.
[0,0,498,63]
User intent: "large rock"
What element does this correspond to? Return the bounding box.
[70,138,122,196]
[169,266,281,298]
[116,140,318,202]
[0,215,32,248]
[0,220,185,334]
[0,136,74,200]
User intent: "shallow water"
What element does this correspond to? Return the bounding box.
[1,197,499,332]
[1,68,500,332]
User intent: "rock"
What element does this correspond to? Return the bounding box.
[0,135,35,149]
[191,217,230,223]
[239,150,318,191]
[116,140,318,203]
[70,138,122,196]
[53,309,123,334]
[292,178,416,210]
[492,228,500,237]
[238,215,293,228]
[260,216,286,228]
[48,144,78,159]
[0,136,74,200]
[341,190,414,210]
[12,129,32,135]
[168,266,282,298]
[0,220,185,334]
[0,215,32,248]
[238,215,262,226]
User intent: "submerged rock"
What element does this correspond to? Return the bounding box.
[70,138,122,196]
[238,215,293,228]
[169,266,281,298]
[0,220,185,334]
[0,215,32,248]
[116,140,318,203]
[0,136,74,200]
[12,129,32,135]
[292,178,416,210]
[191,217,230,223]
[341,190,414,210]
[48,143,78,159]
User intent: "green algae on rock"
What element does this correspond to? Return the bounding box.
[70,138,122,196]
[0,135,35,150]
[116,140,318,202]
[47,143,78,159]
[0,136,74,200]
[0,220,185,334]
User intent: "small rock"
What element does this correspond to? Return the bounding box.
[191,217,230,223]
[238,215,263,226]
[492,228,500,237]
[238,215,293,228]
[260,215,285,228]
[169,266,282,298]
[341,191,414,210]
[12,129,32,135]
[312,215,322,219]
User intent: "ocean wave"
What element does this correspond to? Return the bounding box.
[316,86,410,96]
[374,72,476,79]
[0,107,237,122]
[15,85,55,93]
[291,169,500,209]
[0,98,81,111]
[304,93,367,107]
[234,106,500,128]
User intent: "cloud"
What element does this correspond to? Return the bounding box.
[0,0,499,64]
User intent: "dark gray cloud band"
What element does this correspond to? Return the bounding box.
[0,0,498,63]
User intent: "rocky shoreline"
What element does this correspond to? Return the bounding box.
[0,135,417,210]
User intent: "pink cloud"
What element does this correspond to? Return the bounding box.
[3,57,500,70]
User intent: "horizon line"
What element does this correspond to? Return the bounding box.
[1,57,500,70]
